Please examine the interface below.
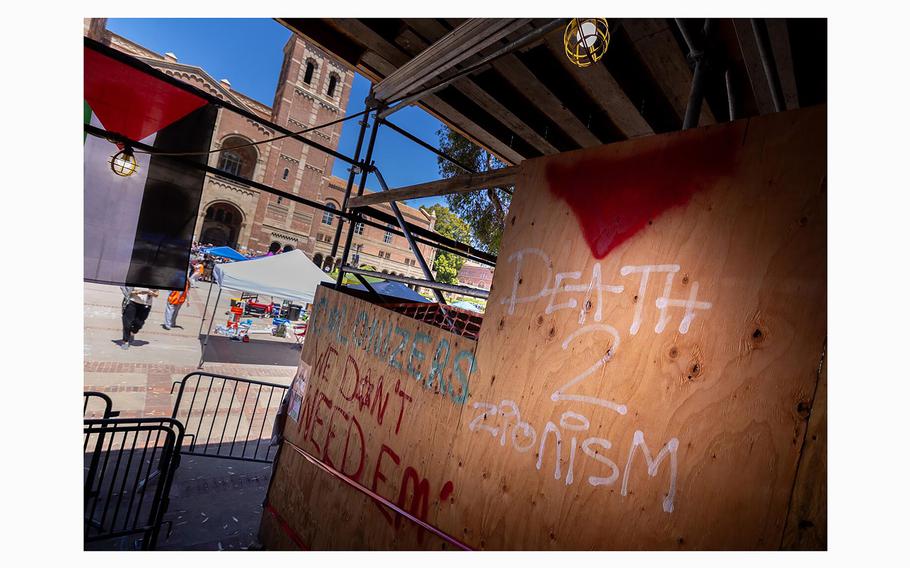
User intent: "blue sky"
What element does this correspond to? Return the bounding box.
[106,18,448,207]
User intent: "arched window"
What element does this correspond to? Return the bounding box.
[303,60,316,84]
[313,253,324,268]
[219,151,243,176]
[224,211,233,224]
[216,136,258,180]
[205,207,214,219]
[282,167,290,181]
[322,202,336,225]
[327,73,338,97]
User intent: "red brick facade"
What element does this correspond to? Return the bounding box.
[85,19,436,280]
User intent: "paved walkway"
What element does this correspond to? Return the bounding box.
[84,281,299,418]
[84,281,301,550]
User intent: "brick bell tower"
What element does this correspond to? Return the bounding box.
[246,33,355,255]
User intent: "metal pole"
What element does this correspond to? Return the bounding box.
[678,19,713,130]
[197,280,214,336]
[198,285,223,368]
[330,113,371,259]
[725,68,736,121]
[750,18,785,113]
[336,110,381,288]
[372,167,447,304]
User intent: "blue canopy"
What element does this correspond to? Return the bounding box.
[348,280,431,303]
[202,246,248,262]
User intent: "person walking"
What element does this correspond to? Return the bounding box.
[188,260,204,287]
[163,279,191,330]
[120,286,158,349]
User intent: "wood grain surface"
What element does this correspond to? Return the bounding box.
[262,106,827,550]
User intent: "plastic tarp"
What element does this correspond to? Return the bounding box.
[451,300,484,313]
[348,280,431,303]
[213,249,333,304]
[202,246,248,262]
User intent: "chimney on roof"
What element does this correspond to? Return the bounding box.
[220,79,232,90]
[164,52,178,62]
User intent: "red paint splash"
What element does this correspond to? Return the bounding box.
[545,125,741,259]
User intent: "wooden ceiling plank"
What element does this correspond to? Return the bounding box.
[452,77,560,155]
[765,19,799,110]
[330,19,525,165]
[377,19,522,101]
[623,19,716,127]
[394,26,559,156]
[404,18,453,44]
[491,53,604,148]
[326,19,411,68]
[422,93,524,165]
[543,34,653,139]
[732,18,776,115]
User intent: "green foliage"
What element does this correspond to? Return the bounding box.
[436,127,512,255]
[421,203,471,285]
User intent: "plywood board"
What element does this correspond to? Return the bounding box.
[262,286,477,549]
[781,348,827,549]
[446,105,826,549]
[263,106,826,550]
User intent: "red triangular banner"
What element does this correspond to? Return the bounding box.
[84,46,207,142]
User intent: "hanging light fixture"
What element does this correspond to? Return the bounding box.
[110,147,139,177]
[564,18,610,68]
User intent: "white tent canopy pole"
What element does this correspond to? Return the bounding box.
[198,285,223,368]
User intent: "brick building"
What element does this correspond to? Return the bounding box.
[457,260,495,290]
[84,19,436,280]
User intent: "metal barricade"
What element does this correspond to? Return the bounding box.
[170,372,288,463]
[83,417,184,550]
[84,391,119,419]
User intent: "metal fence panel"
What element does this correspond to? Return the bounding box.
[171,372,288,463]
[83,417,184,550]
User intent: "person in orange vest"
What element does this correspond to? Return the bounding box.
[163,278,191,330]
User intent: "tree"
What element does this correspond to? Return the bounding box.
[421,204,470,285]
[436,127,513,255]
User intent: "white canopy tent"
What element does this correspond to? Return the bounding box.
[198,250,333,367]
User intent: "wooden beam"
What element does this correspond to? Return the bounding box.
[395,24,559,156]
[375,19,531,103]
[732,18,776,115]
[348,167,518,208]
[623,19,716,127]
[325,19,525,165]
[451,77,559,155]
[491,53,604,148]
[544,34,654,139]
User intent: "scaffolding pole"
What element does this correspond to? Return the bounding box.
[371,167,446,304]
[330,113,371,260]
[336,110,381,288]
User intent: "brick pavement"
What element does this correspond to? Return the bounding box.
[84,281,298,418]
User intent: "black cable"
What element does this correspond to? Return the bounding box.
[132,108,370,157]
